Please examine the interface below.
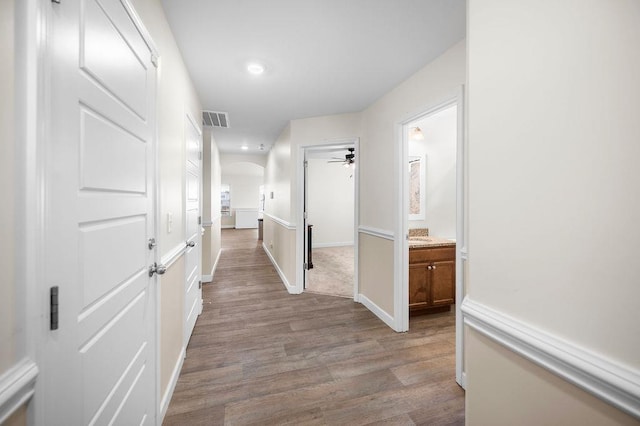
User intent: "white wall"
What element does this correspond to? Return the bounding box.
[220,158,264,228]
[129,0,203,406]
[408,104,457,239]
[466,0,640,423]
[223,174,263,210]
[264,123,292,222]
[263,114,361,288]
[289,113,362,221]
[202,128,221,278]
[0,0,16,376]
[307,158,354,247]
[359,41,466,316]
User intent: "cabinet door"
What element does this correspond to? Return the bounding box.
[409,265,429,309]
[430,260,455,306]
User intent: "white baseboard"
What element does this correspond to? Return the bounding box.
[462,297,640,420]
[202,248,222,283]
[221,225,234,229]
[358,294,395,330]
[262,242,299,294]
[160,348,186,422]
[0,359,38,424]
[312,241,354,248]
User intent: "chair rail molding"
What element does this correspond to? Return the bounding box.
[0,359,39,424]
[462,297,640,420]
[358,226,394,241]
[161,241,188,268]
[262,212,296,230]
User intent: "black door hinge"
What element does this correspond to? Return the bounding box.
[50,286,59,330]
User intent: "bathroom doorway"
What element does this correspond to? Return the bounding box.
[397,89,466,387]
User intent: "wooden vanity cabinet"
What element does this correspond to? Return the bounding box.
[409,246,455,315]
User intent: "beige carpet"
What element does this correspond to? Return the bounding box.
[305,245,354,298]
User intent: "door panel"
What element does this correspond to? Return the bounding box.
[80,109,147,193]
[81,0,148,118]
[45,0,157,424]
[431,260,455,306]
[79,216,146,306]
[184,115,202,345]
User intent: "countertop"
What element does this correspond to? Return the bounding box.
[408,236,456,249]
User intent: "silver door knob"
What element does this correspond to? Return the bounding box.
[149,262,167,277]
[148,238,156,250]
[186,240,195,247]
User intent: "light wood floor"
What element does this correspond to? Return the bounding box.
[163,229,464,425]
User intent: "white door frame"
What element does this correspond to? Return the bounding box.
[395,86,467,387]
[183,111,203,348]
[15,0,47,423]
[295,138,360,298]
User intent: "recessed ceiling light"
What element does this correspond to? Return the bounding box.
[247,63,265,75]
[241,145,249,150]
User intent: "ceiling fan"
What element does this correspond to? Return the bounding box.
[328,147,355,167]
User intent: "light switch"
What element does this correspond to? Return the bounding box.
[167,212,173,233]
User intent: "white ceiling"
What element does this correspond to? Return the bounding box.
[159,0,466,155]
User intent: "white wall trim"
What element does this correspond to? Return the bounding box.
[0,359,38,424]
[262,242,299,294]
[202,248,222,283]
[312,241,354,248]
[121,0,159,60]
[462,297,640,420]
[159,348,185,423]
[221,225,235,229]
[358,226,394,241]
[262,212,296,230]
[161,242,186,268]
[202,221,213,227]
[358,294,395,330]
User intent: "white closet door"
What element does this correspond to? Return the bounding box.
[43,0,158,423]
[184,114,202,345]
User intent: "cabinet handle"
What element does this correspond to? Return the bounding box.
[432,265,437,270]
[427,266,432,270]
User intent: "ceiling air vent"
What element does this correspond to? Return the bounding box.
[202,111,230,128]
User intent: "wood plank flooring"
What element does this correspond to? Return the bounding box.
[163,229,464,425]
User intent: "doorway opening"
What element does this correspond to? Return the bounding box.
[296,140,359,298]
[397,89,466,387]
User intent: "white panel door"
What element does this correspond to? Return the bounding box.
[184,115,202,346]
[43,0,157,424]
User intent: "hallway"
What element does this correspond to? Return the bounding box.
[163,229,463,425]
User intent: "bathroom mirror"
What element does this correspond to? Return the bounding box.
[409,155,425,220]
